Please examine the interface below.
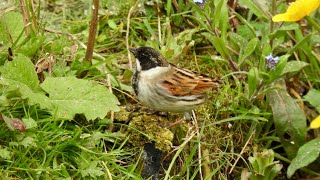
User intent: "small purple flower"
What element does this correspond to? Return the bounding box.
[265,53,279,70]
[193,0,206,9]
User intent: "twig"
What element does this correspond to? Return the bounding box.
[192,110,203,180]
[126,0,140,69]
[229,131,254,174]
[85,0,99,63]
[20,0,30,35]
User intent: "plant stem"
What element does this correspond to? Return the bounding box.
[306,16,320,33]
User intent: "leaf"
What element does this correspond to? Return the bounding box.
[268,55,289,83]
[281,61,309,75]
[243,38,258,59]
[0,11,25,45]
[81,161,104,178]
[40,77,120,120]
[2,115,26,132]
[22,117,38,129]
[238,0,268,19]
[19,136,37,148]
[0,54,39,89]
[0,78,52,109]
[107,20,118,30]
[267,88,307,159]
[0,147,12,160]
[247,67,259,98]
[287,138,320,178]
[240,37,258,65]
[304,89,320,112]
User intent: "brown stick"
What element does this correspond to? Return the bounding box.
[84,0,99,64]
[20,0,30,35]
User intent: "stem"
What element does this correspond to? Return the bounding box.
[84,0,99,63]
[306,16,320,33]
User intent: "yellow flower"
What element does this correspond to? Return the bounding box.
[310,115,320,129]
[272,0,320,22]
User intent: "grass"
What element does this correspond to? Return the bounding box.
[0,0,320,179]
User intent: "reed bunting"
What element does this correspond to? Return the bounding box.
[130,47,220,119]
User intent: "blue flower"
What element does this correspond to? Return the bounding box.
[265,53,279,70]
[193,0,206,9]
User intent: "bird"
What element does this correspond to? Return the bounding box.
[129,47,220,119]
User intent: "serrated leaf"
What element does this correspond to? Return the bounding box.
[287,138,320,178]
[0,54,39,89]
[81,161,104,178]
[304,89,320,112]
[0,11,25,45]
[267,88,307,159]
[19,136,37,148]
[281,61,309,75]
[0,78,52,109]
[40,77,120,120]
[0,147,12,160]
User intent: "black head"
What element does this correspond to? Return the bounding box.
[129,47,169,70]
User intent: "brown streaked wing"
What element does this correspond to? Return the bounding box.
[159,67,216,96]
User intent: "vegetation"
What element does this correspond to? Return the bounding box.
[0,0,320,179]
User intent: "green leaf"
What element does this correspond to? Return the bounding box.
[0,54,39,89]
[243,38,258,59]
[240,37,258,65]
[40,77,120,120]
[107,20,118,30]
[267,88,307,159]
[304,89,320,112]
[0,147,12,160]
[18,35,46,57]
[81,161,104,178]
[22,117,38,129]
[281,61,309,76]
[287,138,320,178]
[0,11,25,45]
[0,78,52,109]
[248,67,259,98]
[268,55,289,83]
[238,0,268,19]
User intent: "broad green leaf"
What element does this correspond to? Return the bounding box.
[0,78,52,109]
[267,88,307,159]
[304,89,320,112]
[281,61,309,76]
[40,77,120,120]
[287,138,320,178]
[0,54,39,89]
[0,11,25,45]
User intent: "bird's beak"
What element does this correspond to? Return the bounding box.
[129,48,137,55]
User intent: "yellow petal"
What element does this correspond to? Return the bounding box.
[310,115,320,129]
[272,0,320,22]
